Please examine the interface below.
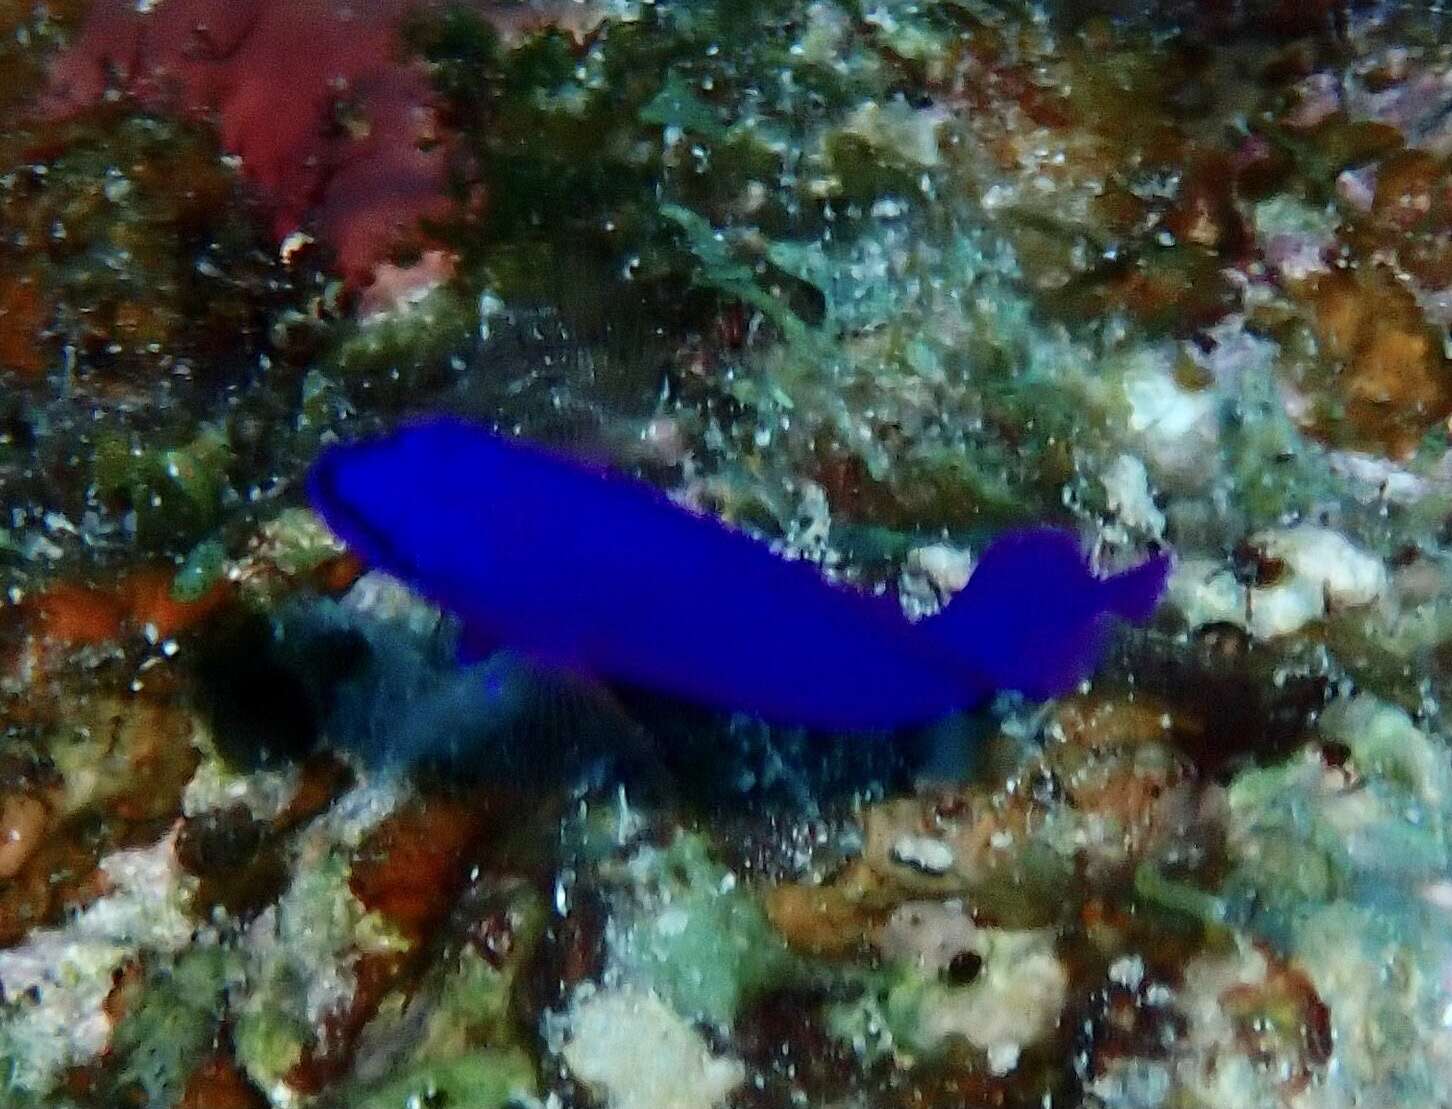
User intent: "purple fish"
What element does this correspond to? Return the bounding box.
[306,417,1169,732]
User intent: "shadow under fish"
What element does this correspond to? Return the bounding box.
[192,594,944,809]
[192,597,655,784]
[199,416,1172,805]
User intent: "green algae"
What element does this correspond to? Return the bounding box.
[322,286,478,385]
[93,425,233,548]
[1133,863,1230,926]
[410,0,964,390]
[603,831,796,1028]
[346,1049,537,1109]
[660,204,822,348]
[334,884,548,1107]
[235,851,411,1094]
[111,947,237,1106]
[422,942,537,1055]
[170,539,227,603]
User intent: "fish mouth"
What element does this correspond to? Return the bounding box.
[304,440,413,580]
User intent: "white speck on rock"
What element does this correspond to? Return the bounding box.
[1327,449,1437,505]
[1247,575,1327,640]
[655,907,691,938]
[311,771,409,850]
[987,1041,1022,1076]
[890,834,956,875]
[908,543,974,596]
[341,570,447,640]
[1102,453,1166,539]
[1109,954,1146,991]
[901,543,975,618]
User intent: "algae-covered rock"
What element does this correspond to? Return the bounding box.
[110,946,239,1107]
[233,777,411,1097]
[13,3,1452,1108]
[1182,697,1452,1104]
[93,425,234,549]
[348,1049,537,1109]
[603,831,796,1028]
[0,835,198,1097]
[872,901,1068,1074]
[1226,697,1452,913]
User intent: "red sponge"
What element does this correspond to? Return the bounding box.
[43,0,460,289]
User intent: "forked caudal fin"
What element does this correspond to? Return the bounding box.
[922,528,1172,702]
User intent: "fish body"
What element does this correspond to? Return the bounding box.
[306,417,1169,732]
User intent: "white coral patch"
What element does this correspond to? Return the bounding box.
[1245,577,1325,640]
[1248,526,1388,639]
[1121,354,1220,486]
[562,987,745,1109]
[1326,450,1434,506]
[1166,557,1248,629]
[1124,364,1217,441]
[908,543,974,596]
[1101,453,1166,539]
[1169,528,1389,639]
[1258,527,1388,605]
[877,901,1067,1074]
[901,543,974,618]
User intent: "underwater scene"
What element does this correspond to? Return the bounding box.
[4,0,1452,1105]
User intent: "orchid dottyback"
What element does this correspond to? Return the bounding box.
[306,417,1170,733]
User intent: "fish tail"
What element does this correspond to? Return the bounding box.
[1098,551,1173,624]
[922,529,1170,701]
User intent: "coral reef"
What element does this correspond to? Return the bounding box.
[8,1,1452,1107]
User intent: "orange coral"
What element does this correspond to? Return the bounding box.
[1299,268,1452,456]
[30,582,127,647]
[0,275,47,379]
[117,568,233,641]
[28,568,232,649]
[179,1056,269,1109]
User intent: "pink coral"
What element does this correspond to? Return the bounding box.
[42,0,463,290]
